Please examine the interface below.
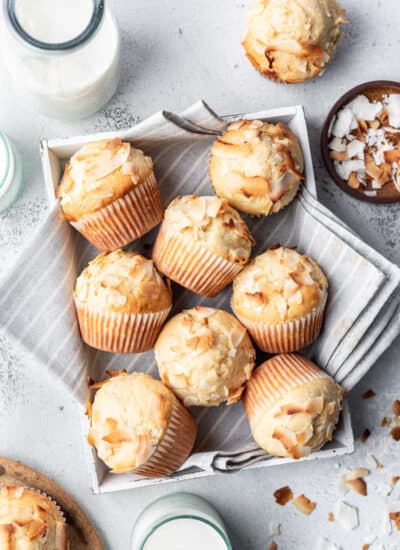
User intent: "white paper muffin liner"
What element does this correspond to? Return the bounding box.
[243,353,333,418]
[152,223,243,297]
[71,172,163,252]
[75,300,171,353]
[235,292,327,353]
[134,394,197,478]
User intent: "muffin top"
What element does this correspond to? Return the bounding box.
[242,0,347,83]
[155,307,255,407]
[87,372,174,473]
[210,120,304,216]
[57,138,153,220]
[232,246,328,323]
[0,486,68,550]
[243,355,344,459]
[162,195,254,264]
[74,249,172,314]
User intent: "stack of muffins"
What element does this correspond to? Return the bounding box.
[56,107,345,480]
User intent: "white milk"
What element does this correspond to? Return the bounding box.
[143,518,228,550]
[1,1,120,119]
[14,0,94,43]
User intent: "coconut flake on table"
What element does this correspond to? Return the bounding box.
[316,538,341,550]
[386,94,400,128]
[337,501,359,530]
[347,94,383,121]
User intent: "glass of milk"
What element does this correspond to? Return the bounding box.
[132,493,233,550]
[1,0,120,119]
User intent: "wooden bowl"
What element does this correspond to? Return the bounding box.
[320,80,400,204]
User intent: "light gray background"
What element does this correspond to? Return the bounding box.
[1,1,400,548]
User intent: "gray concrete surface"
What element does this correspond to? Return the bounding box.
[0,1,400,548]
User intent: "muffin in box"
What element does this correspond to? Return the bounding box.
[243,354,345,458]
[152,195,254,297]
[74,249,172,353]
[57,138,163,251]
[232,245,328,353]
[210,120,304,216]
[0,485,69,549]
[87,372,197,477]
[155,307,255,407]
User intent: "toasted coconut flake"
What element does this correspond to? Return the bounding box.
[289,271,314,286]
[360,428,371,443]
[273,486,293,506]
[292,494,316,515]
[348,172,360,189]
[392,400,400,417]
[390,426,400,441]
[272,427,297,450]
[268,543,278,550]
[345,478,367,496]
[362,388,376,399]
[384,147,400,163]
[392,476,400,486]
[328,512,334,522]
[389,512,400,530]
[90,379,109,390]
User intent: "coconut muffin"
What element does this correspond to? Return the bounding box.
[74,249,172,353]
[0,486,69,549]
[152,195,254,297]
[87,372,196,477]
[232,246,328,352]
[57,138,163,251]
[155,307,255,407]
[242,0,347,83]
[243,354,345,459]
[210,120,304,216]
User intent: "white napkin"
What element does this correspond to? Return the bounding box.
[0,101,399,477]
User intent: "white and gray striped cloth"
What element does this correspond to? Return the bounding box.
[0,101,399,479]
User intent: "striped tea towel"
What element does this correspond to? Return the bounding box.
[0,101,399,476]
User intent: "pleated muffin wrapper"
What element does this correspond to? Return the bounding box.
[152,223,244,297]
[133,394,197,478]
[235,291,328,354]
[0,485,69,549]
[243,353,334,424]
[70,172,164,252]
[75,299,172,353]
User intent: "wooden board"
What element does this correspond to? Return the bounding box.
[0,457,103,549]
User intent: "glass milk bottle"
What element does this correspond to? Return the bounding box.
[132,493,233,550]
[1,0,120,120]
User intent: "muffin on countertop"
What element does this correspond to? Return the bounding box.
[57,138,163,251]
[242,0,347,83]
[75,249,172,353]
[232,245,328,352]
[87,372,196,477]
[243,354,345,459]
[210,120,304,216]
[155,307,255,407]
[152,195,254,296]
[0,485,69,549]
